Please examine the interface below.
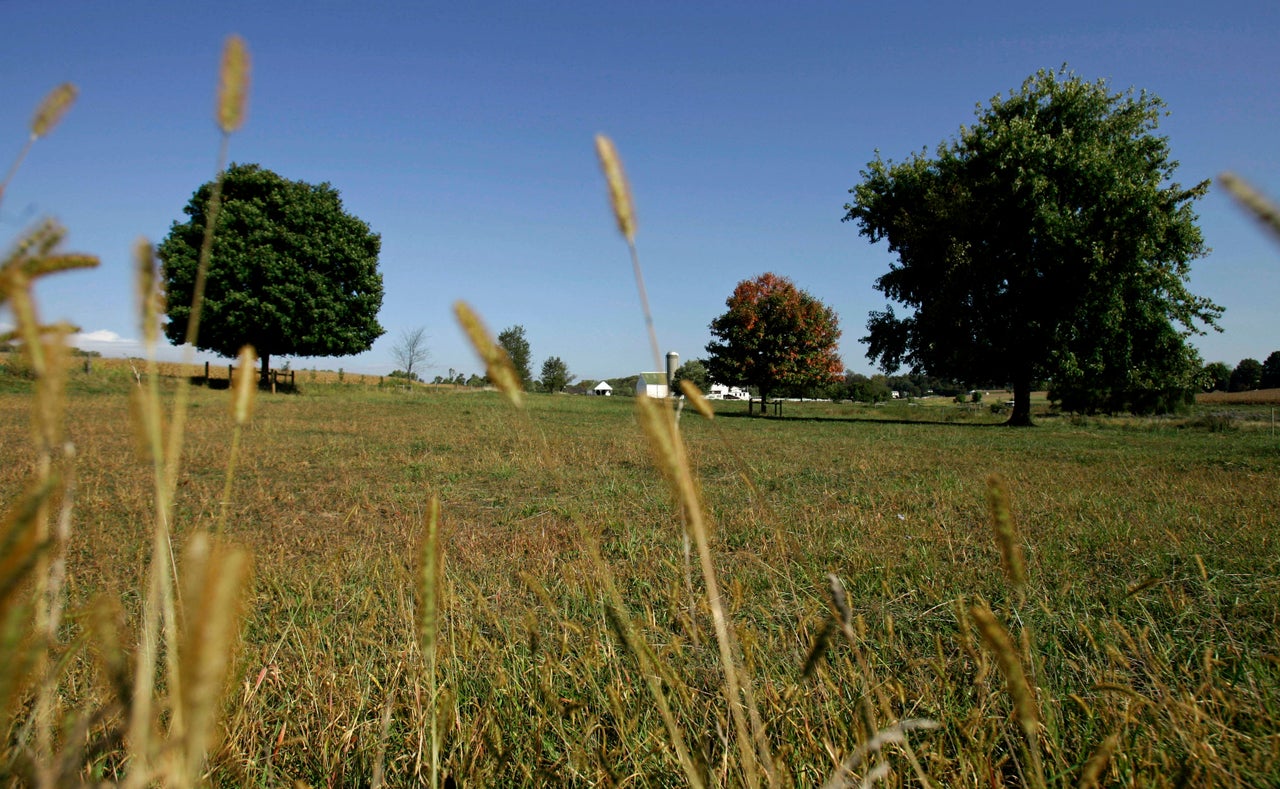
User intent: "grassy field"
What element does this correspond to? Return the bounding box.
[2,373,1277,786]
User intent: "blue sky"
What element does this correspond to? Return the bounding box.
[2,1,1277,380]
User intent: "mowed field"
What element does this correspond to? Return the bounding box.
[2,375,1278,786]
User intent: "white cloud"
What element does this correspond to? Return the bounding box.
[77,329,130,344]
[71,329,148,358]
[67,330,227,366]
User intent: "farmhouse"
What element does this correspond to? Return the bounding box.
[707,383,749,400]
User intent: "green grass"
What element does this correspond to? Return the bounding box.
[2,379,1277,786]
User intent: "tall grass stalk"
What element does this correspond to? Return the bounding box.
[453,301,525,409]
[825,574,936,787]
[985,474,1026,597]
[970,601,1046,788]
[0,81,99,781]
[416,495,443,788]
[176,533,250,783]
[584,531,706,788]
[125,34,251,785]
[601,132,774,787]
[216,345,257,537]
[595,134,661,374]
[0,83,76,203]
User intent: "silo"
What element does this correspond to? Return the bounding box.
[666,351,680,394]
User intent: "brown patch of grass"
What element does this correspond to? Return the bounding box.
[1197,388,1280,405]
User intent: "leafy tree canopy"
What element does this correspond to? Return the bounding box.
[1261,351,1280,389]
[672,359,710,393]
[160,163,384,380]
[1230,358,1263,392]
[704,272,843,403]
[839,371,893,404]
[498,325,533,390]
[844,67,1221,424]
[539,356,573,393]
[1200,361,1232,393]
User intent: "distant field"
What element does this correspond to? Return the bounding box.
[1198,387,1280,405]
[2,374,1277,787]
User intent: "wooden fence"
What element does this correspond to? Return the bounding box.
[199,361,295,391]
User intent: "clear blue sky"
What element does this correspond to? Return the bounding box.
[3,1,1277,380]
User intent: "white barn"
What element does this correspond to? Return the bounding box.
[635,372,669,398]
[593,380,613,396]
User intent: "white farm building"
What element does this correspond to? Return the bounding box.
[635,372,669,398]
[707,383,749,400]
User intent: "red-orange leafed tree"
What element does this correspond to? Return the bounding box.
[705,272,843,405]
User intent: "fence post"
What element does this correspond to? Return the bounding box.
[205,361,210,385]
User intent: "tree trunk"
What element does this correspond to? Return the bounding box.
[1008,374,1034,427]
[259,352,271,386]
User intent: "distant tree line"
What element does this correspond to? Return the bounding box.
[430,369,487,387]
[825,371,972,403]
[1201,352,1280,393]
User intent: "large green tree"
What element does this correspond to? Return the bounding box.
[160,163,384,381]
[705,272,843,407]
[538,356,573,393]
[844,68,1221,425]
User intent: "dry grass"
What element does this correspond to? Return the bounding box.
[1197,388,1280,405]
[2,382,1277,786]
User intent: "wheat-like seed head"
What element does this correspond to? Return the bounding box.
[453,301,524,408]
[134,239,161,346]
[970,603,1039,732]
[217,35,250,134]
[1219,172,1280,239]
[679,380,714,419]
[634,393,680,484]
[1077,733,1120,789]
[231,345,257,424]
[595,134,636,243]
[3,220,96,292]
[416,495,442,659]
[18,253,98,280]
[986,474,1026,591]
[179,534,251,780]
[826,573,853,635]
[30,83,77,139]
